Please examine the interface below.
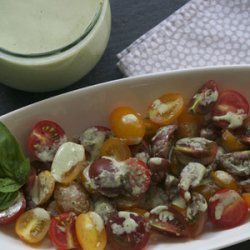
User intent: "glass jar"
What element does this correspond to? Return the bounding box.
[0,0,111,92]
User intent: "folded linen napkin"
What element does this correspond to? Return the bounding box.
[117,0,250,76]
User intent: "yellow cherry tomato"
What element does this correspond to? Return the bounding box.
[75,212,107,250]
[100,137,131,161]
[148,93,184,125]
[15,208,51,244]
[110,106,145,145]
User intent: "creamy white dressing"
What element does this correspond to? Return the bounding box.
[89,212,104,232]
[32,207,50,220]
[152,99,177,115]
[213,109,247,129]
[0,0,101,54]
[51,142,85,182]
[122,114,138,123]
[193,89,218,106]
[178,162,206,201]
[111,212,138,235]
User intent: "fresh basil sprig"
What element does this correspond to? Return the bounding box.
[0,122,30,211]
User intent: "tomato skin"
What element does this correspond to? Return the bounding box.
[28,120,67,162]
[148,93,184,125]
[212,90,249,129]
[208,189,248,229]
[49,212,80,250]
[0,192,26,225]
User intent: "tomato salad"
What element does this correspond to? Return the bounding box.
[1,80,250,250]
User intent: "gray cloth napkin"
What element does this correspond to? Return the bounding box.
[117,0,250,76]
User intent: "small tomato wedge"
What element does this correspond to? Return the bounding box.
[15,207,51,244]
[75,212,107,250]
[49,212,79,250]
[0,192,26,225]
[208,189,248,229]
[28,120,67,162]
[149,205,189,237]
[212,90,249,129]
[148,93,184,125]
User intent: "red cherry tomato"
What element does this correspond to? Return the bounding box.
[208,189,248,229]
[123,158,151,197]
[0,192,26,224]
[89,157,124,197]
[49,212,80,250]
[28,120,67,162]
[106,211,150,250]
[212,90,249,129]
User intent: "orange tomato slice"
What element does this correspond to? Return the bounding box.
[148,93,184,125]
[101,137,131,161]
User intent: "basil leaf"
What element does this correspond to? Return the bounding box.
[0,122,30,185]
[0,178,22,193]
[0,191,18,211]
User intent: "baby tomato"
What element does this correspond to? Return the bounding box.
[101,137,131,161]
[49,212,79,250]
[148,93,184,125]
[15,208,51,244]
[28,120,67,162]
[75,212,107,250]
[208,189,248,229]
[110,107,145,145]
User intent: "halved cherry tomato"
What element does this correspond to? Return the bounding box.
[101,137,131,161]
[110,107,145,145]
[29,170,55,206]
[177,110,204,138]
[106,211,149,250]
[123,158,151,197]
[15,207,51,244]
[221,129,246,152]
[75,212,107,250]
[49,212,79,250]
[149,205,189,237]
[189,80,219,115]
[28,120,67,162]
[0,192,26,225]
[148,93,184,125]
[208,189,248,229]
[212,90,249,129]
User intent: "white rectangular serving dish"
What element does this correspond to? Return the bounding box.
[1,65,250,250]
